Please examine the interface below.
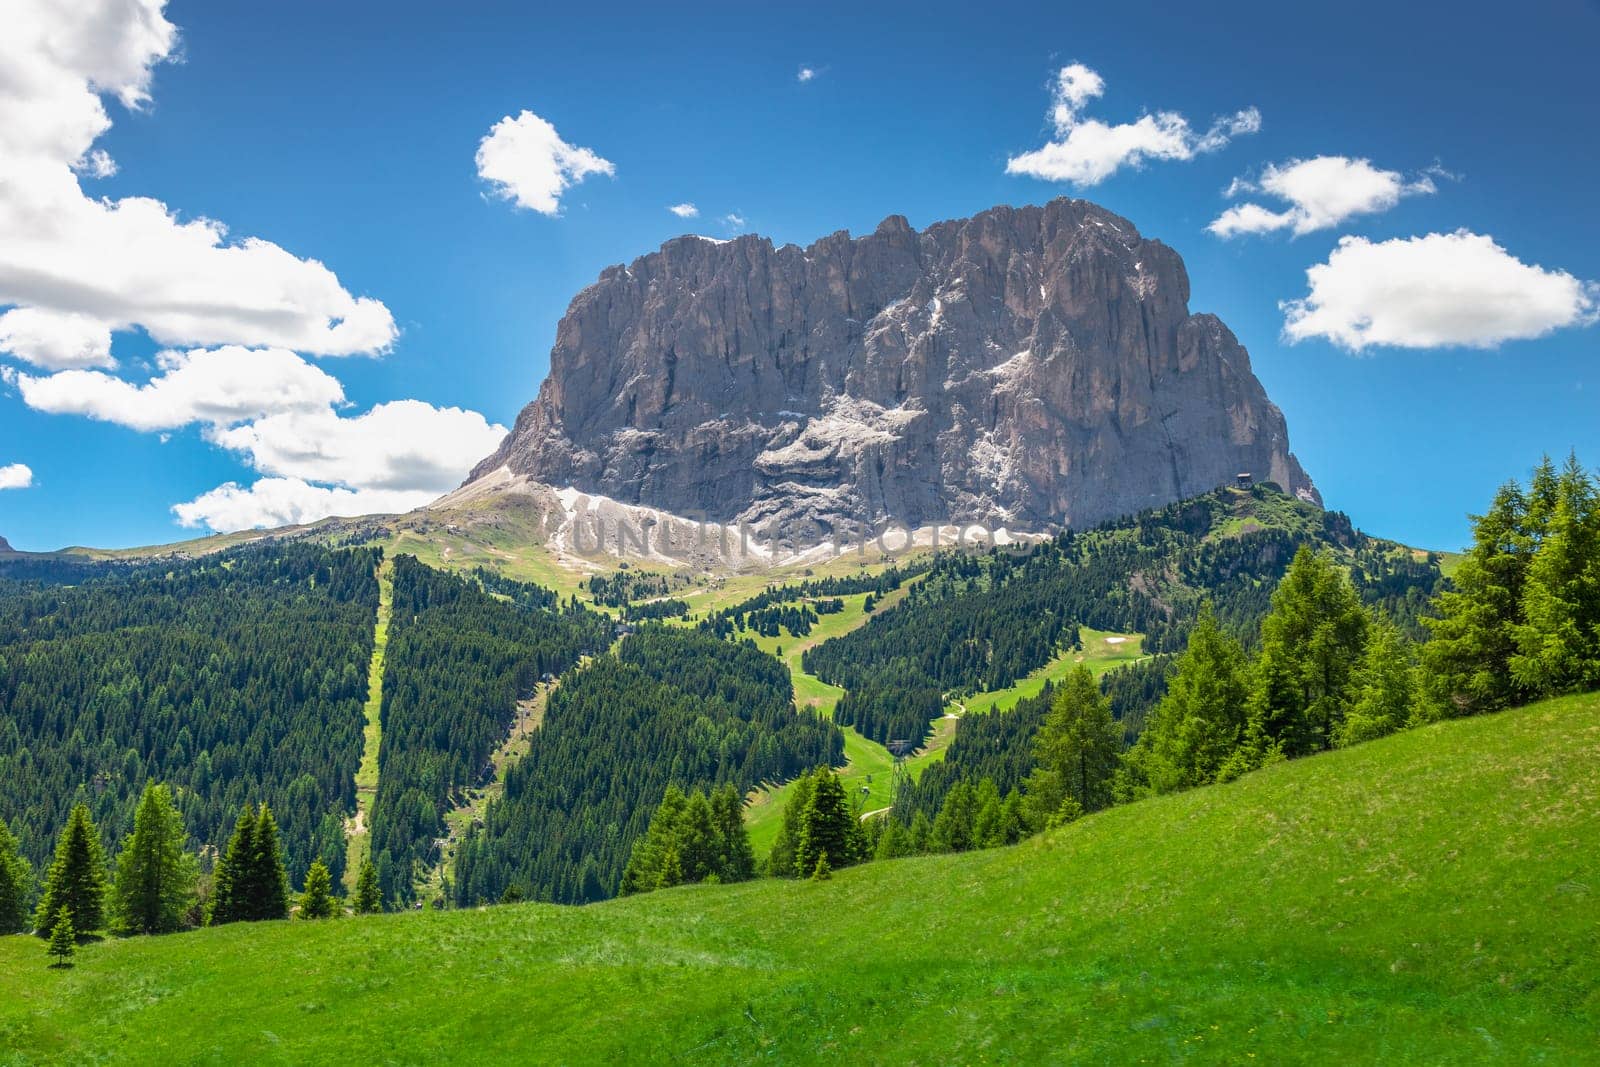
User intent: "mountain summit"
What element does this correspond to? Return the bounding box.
[468,198,1316,534]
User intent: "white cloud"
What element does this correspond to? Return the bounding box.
[1282,230,1599,351]
[724,212,747,231]
[475,110,614,216]
[12,346,344,431]
[797,66,817,83]
[175,401,507,531]
[172,479,436,531]
[0,307,114,369]
[1006,62,1259,186]
[205,400,506,493]
[0,463,33,491]
[668,203,699,218]
[1210,156,1438,238]
[0,0,397,369]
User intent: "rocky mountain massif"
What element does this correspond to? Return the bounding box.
[468,198,1316,537]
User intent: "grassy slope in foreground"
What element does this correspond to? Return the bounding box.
[3,694,1598,1063]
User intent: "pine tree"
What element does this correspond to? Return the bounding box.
[34,803,108,939]
[1337,618,1416,746]
[0,816,34,935]
[796,769,855,874]
[300,859,335,919]
[46,907,75,968]
[1422,481,1536,716]
[1120,606,1251,796]
[1023,665,1120,822]
[1249,547,1370,756]
[353,858,383,914]
[112,783,196,936]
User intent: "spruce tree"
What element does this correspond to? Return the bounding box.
[1511,455,1600,696]
[710,783,756,883]
[1422,481,1536,716]
[300,859,335,919]
[250,805,291,921]
[1120,605,1251,796]
[112,783,196,936]
[0,816,34,935]
[1337,619,1416,746]
[34,803,108,939]
[46,907,75,968]
[208,805,257,925]
[796,769,855,874]
[353,858,383,914]
[1249,547,1370,756]
[1023,665,1120,823]
[767,772,816,878]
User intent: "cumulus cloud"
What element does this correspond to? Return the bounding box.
[723,212,747,231]
[205,400,507,494]
[12,346,344,430]
[1210,156,1439,238]
[172,479,439,531]
[475,110,615,215]
[15,343,506,530]
[175,401,506,531]
[0,463,33,491]
[668,202,699,218]
[0,0,396,369]
[0,307,114,369]
[1006,62,1259,186]
[1282,230,1599,351]
[797,66,818,83]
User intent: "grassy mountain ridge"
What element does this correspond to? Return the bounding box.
[4,691,1595,1062]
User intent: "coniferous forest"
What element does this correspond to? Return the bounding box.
[0,544,378,886]
[369,556,612,904]
[452,627,841,904]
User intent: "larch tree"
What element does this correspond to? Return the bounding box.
[1121,605,1251,796]
[353,858,383,914]
[1023,664,1120,823]
[1249,546,1370,756]
[1336,618,1417,747]
[112,783,196,936]
[300,859,335,919]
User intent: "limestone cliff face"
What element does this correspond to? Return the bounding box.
[469,198,1316,534]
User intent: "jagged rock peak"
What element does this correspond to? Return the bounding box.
[469,197,1316,534]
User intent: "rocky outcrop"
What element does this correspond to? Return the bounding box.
[0,535,11,553]
[470,198,1316,536]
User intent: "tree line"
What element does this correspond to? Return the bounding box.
[2,782,384,967]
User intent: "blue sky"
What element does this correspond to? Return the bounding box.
[1,0,1597,551]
